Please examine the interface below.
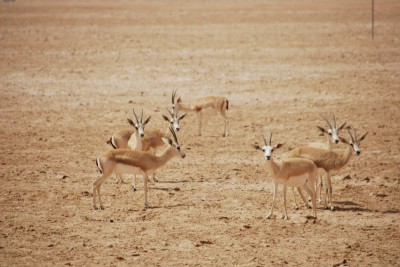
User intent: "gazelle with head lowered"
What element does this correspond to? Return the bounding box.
[93,126,186,210]
[173,90,230,137]
[288,126,367,210]
[254,131,317,220]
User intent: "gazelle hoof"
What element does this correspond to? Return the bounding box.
[330,206,335,211]
[131,186,137,192]
[282,215,289,220]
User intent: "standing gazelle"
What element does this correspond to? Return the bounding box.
[108,108,151,184]
[293,114,347,207]
[254,132,317,220]
[93,126,186,210]
[288,126,367,210]
[173,90,229,137]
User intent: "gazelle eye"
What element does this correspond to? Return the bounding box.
[262,149,265,152]
[350,143,354,147]
[328,133,332,136]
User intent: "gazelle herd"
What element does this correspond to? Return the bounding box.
[93,91,367,221]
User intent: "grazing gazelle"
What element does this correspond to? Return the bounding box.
[173,90,229,137]
[288,126,367,210]
[293,114,347,208]
[254,132,317,220]
[108,108,151,184]
[93,126,186,210]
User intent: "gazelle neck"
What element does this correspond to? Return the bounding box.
[326,135,333,150]
[267,157,280,177]
[337,144,353,169]
[152,146,178,170]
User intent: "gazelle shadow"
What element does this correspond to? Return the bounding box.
[332,201,372,212]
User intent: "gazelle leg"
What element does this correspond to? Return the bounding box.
[151,149,158,182]
[297,187,311,208]
[93,174,109,210]
[267,182,278,219]
[292,188,299,210]
[143,173,149,209]
[327,172,334,210]
[131,174,137,192]
[302,183,317,219]
[283,184,289,220]
[220,111,229,137]
[197,111,203,136]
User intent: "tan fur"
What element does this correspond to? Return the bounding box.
[176,95,229,137]
[93,143,185,210]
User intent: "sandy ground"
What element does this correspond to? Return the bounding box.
[1,0,400,266]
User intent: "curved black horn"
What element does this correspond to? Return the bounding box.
[333,113,337,129]
[166,107,173,117]
[132,108,139,123]
[140,109,143,123]
[322,116,333,130]
[269,132,272,146]
[261,130,268,145]
[347,126,355,143]
[351,125,358,142]
[172,89,177,104]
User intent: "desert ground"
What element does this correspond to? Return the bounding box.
[1,0,400,266]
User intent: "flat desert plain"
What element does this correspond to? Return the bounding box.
[1,0,399,266]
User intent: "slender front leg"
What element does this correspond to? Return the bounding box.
[131,174,137,192]
[327,172,334,210]
[152,149,158,182]
[143,173,149,209]
[302,183,317,219]
[267,182,278,219]
[292,188,299,210]
[283,184,289,220]
[197,111,202,136]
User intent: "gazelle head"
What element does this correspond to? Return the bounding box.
[127,108,151,137]
[162,126,186,158]
[162,107,186,132]
[254,132,285,161]
[317,114,347,144]
[339,125,368,156]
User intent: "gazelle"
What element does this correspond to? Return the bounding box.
[310,114,347,150]
[288,126,367,210]
[293,114,347,208]
[108,108,151,184]
[144,107,186,181]
[93,126,186,210]
[254,132,317,220]
[173,90,230,137]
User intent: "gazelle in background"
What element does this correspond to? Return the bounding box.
[288,126,367,210]
[173,90,230,137]
[108,108,151,184]
[254,131,317,220]
[93,126,186,210]
[293,114,347,208]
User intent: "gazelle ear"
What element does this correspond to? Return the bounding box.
[127,118,135,127]
[253,144,262,150]
[144,116,151,125]
[358,132,368,142]
[317,126,328,134]
[162,137,173,146]
[339,136,349,144]
[338,122,347,131]
[162,115,170,122]
[177,96,182,103]
[179,113,187,120]
[274,142,285,149]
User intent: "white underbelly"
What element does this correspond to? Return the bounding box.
[275,173,308,187]
[113,163,144,175]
